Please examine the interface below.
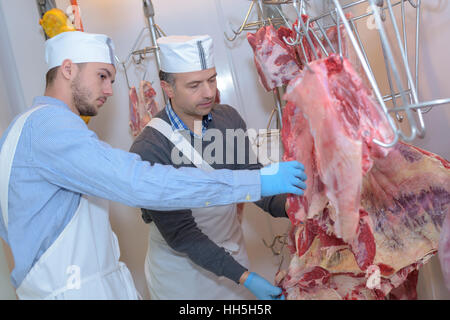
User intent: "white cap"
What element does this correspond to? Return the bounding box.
[157,35,214,73]
[45,31,116,71]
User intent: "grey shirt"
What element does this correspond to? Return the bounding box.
[129,104,287,283]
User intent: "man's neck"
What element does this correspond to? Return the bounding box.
[170,103,203,136]
[44,87,78,115]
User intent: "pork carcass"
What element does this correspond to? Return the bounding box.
[247,25,301,92]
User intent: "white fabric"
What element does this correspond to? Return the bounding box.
[144,118,253,300]
[1,107,139,300]
[0,106,45,231]
[45,31,116,70]
[157,35,214,73]
[147,118,213,171]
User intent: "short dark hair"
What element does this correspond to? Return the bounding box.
[45,63,87,88]
[159,70,176,87]
[45,67,59,88]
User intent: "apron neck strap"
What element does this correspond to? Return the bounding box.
[147,118,214,172]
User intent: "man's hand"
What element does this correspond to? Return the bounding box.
[240,271,285,300]
[260,161,307,197]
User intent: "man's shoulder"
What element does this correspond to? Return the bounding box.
[129,112,173,163]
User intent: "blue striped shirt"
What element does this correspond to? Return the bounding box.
[0,96,261,288]
[165,102,212,138]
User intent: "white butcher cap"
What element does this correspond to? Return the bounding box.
[157,35,215,73]
[45,31,116,71]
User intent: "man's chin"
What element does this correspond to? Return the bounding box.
[79,107,98,117]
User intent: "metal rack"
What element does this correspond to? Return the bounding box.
[115,0,168,104]
[226,0,450,148]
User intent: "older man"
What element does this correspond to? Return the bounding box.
[130,35,307,300]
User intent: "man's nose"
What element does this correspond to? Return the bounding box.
[202,82,215,98]
[103,82,114,96]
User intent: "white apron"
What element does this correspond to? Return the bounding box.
[0,106,139,300]
[144,118,254,300]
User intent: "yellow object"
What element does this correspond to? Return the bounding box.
[40,9,90,124]
[80,116,91,124]
[39,8,76,39]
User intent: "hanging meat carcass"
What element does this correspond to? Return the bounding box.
[129,80,159,137]
[246,19,450,299]
[247,25,301,92]
[277,54,450,300]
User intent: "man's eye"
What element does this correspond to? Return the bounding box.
[100,74,107,80]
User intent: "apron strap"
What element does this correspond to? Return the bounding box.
[147,118,214,172]
[0,106,46,231]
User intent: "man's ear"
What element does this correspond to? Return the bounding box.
[60,59,78,80]
[160,80,175,99]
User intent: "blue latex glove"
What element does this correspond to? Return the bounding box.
[243,272,285,300]
[260,161,307,197]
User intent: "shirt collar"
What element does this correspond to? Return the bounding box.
[165,101,212,138]
[32,96,71,110]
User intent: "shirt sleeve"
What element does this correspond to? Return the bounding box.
[29,107,261,211]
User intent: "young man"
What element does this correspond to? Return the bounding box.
[129,35,307,300]
[0,31,306,299]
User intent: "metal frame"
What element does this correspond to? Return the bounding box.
[114,1,167,104]
[226,0,450,147]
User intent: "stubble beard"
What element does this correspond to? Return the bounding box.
[71,76,98,117]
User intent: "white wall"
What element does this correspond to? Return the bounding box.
[0,0,448,300]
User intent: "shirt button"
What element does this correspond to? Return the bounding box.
[205,202,211,206]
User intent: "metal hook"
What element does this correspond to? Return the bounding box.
[406,0,419,9]
[262,234,287,256]
[224,0,257,41]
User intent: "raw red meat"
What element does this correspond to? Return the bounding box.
[247,25,301,92]
[129,81,159,137]
[279,129,450,299]
[284,54,394,242]
[139,80,159,118]
[246,21,450,299]
[128,86,141,137]
[439,210,450,291]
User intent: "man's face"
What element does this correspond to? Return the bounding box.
[71,62,116,116]
[168,68,217,119]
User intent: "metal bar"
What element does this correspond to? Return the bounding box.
[371,0,417,143]
[310,24,329,57]
[379,32,402,121]
[317,20,336,53]
[309,0,403,25]
[224,0,256,41]
[336,10,343,59]
[382,89,412,102]
[385,0,425,138]
[333,0,399,148]
[143,0,168,105]
[349,19,375,80]
[389,98,450,112]
[273,87,283,129]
